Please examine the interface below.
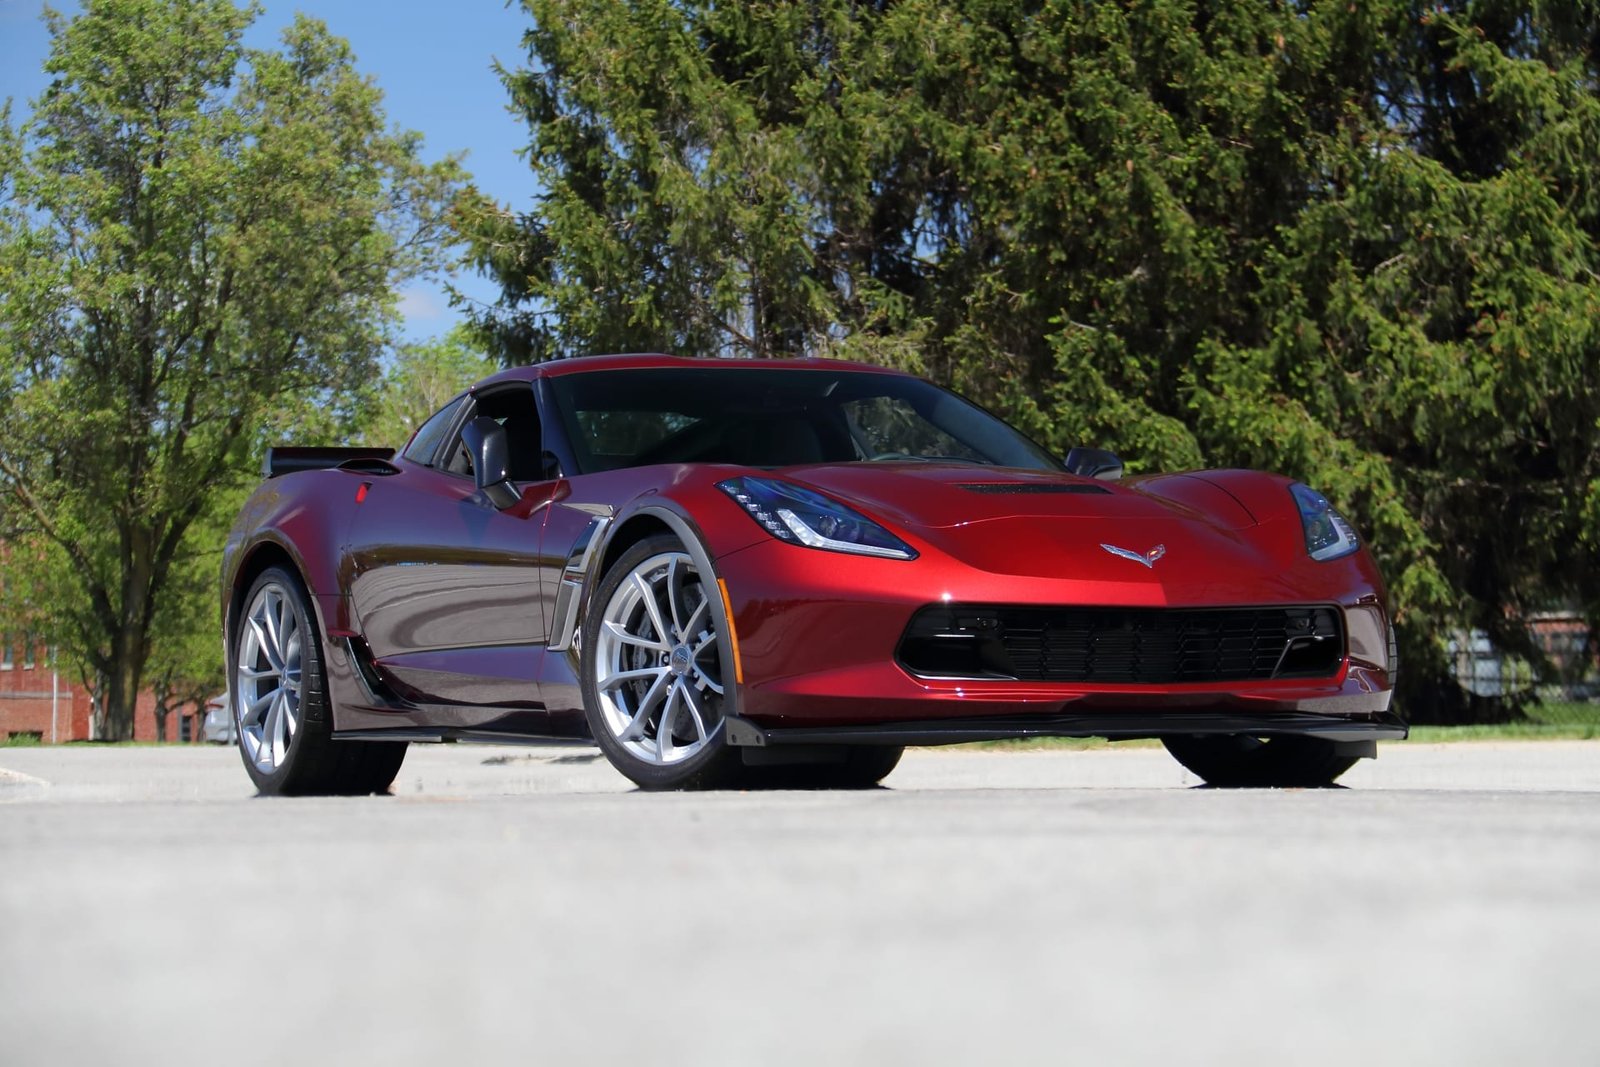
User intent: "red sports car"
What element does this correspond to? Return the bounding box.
[221,355,1402,793]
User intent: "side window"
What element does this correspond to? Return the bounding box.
[402,395,467,467]
[442,385,544,481]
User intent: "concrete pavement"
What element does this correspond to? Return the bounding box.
[3,741,1598,1066]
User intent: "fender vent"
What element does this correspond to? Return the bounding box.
[957,483,1110,495]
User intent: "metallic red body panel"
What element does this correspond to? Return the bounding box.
[714,535,1390,729]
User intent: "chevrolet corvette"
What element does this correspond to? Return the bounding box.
[221,354,1403,793]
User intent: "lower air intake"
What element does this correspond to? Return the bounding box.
[897,604,1344,683]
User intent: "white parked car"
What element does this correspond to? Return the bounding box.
[201,694,237,744]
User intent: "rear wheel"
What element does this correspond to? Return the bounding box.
[1162,734,1358,788]
[581,536,742,790]
[232,566,406,795]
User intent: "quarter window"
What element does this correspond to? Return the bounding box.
[402,396,468,467]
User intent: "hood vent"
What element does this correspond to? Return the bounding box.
[957,482,1111,495]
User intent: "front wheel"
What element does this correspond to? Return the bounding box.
[581,535,742,790]
[1162,734,1359,788]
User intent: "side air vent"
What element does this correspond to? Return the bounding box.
[957,483,1111,495]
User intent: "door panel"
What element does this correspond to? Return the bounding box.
[345,463,556,710]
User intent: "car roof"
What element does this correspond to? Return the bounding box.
[471,353,912,391]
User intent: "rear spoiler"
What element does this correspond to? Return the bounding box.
[263,446,397,478]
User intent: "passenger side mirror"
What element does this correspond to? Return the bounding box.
[1064,446,1124,481]
[460,416,520,509]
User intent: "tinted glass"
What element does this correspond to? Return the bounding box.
[402,395,467,466]
[548,368,1060,474]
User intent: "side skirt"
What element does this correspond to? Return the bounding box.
[331,728,596,746]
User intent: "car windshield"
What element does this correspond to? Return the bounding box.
[548,366,1061,474]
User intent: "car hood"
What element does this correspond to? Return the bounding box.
[783,463,1245,529]
[782,463,1313,594]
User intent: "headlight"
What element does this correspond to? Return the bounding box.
[717,477,917,560]
[1290,483,1361,561]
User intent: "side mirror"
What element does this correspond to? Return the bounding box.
[1064,446,1124,481]
[460,416,520,509]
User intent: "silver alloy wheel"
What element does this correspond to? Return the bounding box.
[235,582,303,774]
[593,550,724,765]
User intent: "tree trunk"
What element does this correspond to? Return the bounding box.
[101,635,148,742]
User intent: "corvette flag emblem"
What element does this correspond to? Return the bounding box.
[1100,543,1167,569]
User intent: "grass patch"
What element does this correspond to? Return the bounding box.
[1405,723,1598,742]
[2,733,44,747]
[1524,701,1600,727]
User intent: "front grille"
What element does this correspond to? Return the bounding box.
[897,604,1344,684]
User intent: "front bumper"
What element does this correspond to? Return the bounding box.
[714,537,1398,733]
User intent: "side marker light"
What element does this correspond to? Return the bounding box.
[716,578,744,686]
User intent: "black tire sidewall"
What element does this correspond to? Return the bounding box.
[1162,734,1357,788]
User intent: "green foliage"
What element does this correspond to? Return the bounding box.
[358,325,496,450]
[0,0,463,739]
[470,0,1600,722]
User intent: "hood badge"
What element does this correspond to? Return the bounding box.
[1101,543,1167,569]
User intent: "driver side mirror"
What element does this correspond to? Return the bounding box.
[460,416,520,509]
[1064,446,1124,481]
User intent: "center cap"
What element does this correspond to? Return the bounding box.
[669,644,693,676]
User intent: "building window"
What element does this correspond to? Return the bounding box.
[23,635,35,671]
[1,635,11,671]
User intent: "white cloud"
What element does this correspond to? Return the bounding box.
[397,285,445,322]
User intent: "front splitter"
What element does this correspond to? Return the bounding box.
[722,710,1408,748]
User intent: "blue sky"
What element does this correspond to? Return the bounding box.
[0,0,536,344]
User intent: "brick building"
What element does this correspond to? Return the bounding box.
[0,634,181,743]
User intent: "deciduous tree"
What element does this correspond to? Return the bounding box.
[0,0,463,739]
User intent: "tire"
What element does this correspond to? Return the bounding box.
[580,535,742,790]
[231,566,407,796]
[749,745,905,790]
[1162,734,1359,788]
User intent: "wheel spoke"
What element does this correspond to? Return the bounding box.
[655,683,681,754]
[600,665,668,690]
[602,620,669,652]
[681,599,709,644]
[690,632,723,695]
[664,557,686,640]
[618,670,671,742]
[262,592,283,661]
[243,688,276,727]
[630,572,671,645]
[273,692,292,765]
[262,693,282,765]
[246,615,280,672]
[679,682,709,742]
[691,667,723,696]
